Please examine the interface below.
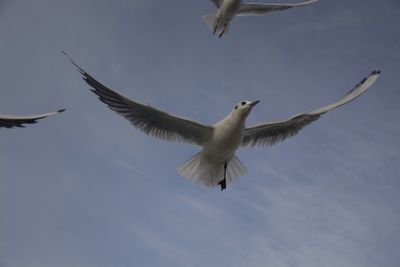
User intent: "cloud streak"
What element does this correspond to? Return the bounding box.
[0,0,399,266]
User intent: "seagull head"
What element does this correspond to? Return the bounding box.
[233,100,260,119]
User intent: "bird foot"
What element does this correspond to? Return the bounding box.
[218,178,226,191]
[213,19,219,34]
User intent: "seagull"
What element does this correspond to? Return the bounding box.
[0,109,65,129]
[65,54,380,191]
[203,0,319,37]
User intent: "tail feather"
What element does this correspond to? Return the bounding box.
[226,156,246,182]
[177,152,247,188]
[202,13,217,31]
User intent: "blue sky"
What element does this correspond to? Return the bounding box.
[0,0,399,266]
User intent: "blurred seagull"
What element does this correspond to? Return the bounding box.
[65,53,380,191]
[0,109,65,129]
[203,0,319,37]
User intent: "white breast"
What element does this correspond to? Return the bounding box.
[219,0,241,20]
[202,114,244,163]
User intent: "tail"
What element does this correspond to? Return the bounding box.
[177,152,247,188]
[202,13,217,31]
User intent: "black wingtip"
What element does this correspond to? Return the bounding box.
[346,70,381,96]
[371,70,382,75]
[58,108,66,113]
[359,70,381,86]
[62,50,85,75]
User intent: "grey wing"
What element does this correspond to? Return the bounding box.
[209,0,224,8]
[65,53,213,146]
[238,0,318,16]
[0,109,65,129]
[242,70,381,147]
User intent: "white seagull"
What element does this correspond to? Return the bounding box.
[0,109,65,129]
[203,0,319,37]
[66,56,380,190]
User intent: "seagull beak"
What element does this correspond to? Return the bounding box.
[249,100,260,108]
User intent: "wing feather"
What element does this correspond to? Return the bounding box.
[238,0,318,16]
[242,70,381,147]
[65,52,213,146]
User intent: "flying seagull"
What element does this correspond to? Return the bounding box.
[0,109,65,129]
[203,0,319,37]
[65,54,380,191]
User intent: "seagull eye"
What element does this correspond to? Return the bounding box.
[241,102,246,105]
[235,105,238,110]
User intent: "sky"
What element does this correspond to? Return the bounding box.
[0,0,399,266]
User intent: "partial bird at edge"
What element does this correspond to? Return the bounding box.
[204,0,319,37]
[0,109,65,129]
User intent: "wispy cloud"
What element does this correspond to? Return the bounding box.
[0,0,399,266]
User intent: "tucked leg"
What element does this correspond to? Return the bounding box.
[218,162,227,191]
[213,19,220,34]
[219,24,227,38]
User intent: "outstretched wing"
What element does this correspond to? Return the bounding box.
[242,70,381,147]
[238,0,318,16]
[65,52,213,146]
[209,0,224,8]
[0,109,65,129]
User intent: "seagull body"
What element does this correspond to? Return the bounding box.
[203,0,319,37]
[205,0,241,36]
[66,54,380,190]
[0,109,65,129]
